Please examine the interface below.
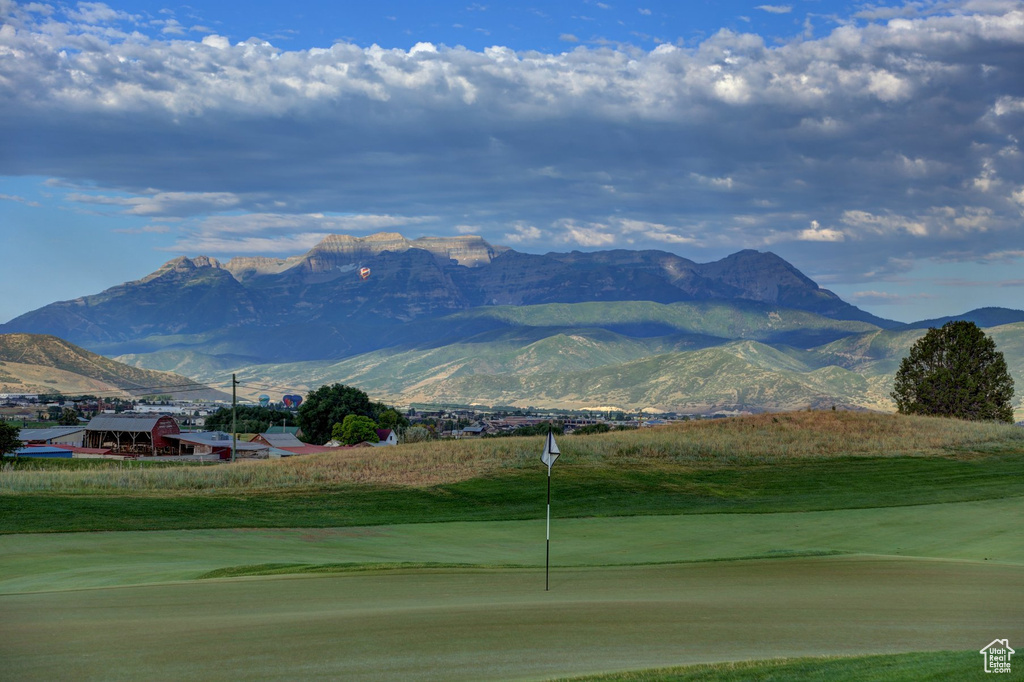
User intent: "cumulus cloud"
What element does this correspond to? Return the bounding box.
[556,220,618,247]
[755,5,793,14]
[503,223,543,243]
[0,0,1022,285]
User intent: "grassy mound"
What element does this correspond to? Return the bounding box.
[2,411,1021,494]
[2,412,1023,534]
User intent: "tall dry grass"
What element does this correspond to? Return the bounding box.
[1,411,1020,494]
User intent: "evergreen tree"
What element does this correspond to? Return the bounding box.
[0,421,20,460]
[891,321,1015,422]
[58,407,80,426]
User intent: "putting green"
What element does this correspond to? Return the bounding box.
[1,496,1021,594]
[3,496,1021,680]
[2,558,1021,681]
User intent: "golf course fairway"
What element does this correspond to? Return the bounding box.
[2,557,1020,681]
[3,414,1023,680]
[2,496,1023,680]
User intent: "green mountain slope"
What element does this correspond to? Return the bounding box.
[115,310,1023,416]
[450,300,880,344]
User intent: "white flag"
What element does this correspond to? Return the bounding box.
[541,431,560,469]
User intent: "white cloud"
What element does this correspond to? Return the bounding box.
[690,173,735,190]
[503,224,543,243]
[556,220,618,247]
[840,211,929,237]
[755,5,793,14]
[848,290,935,305]
[798,220,846,242]
[66,2,137,25]
[166,233,334,255]
[68,191,243,216]
[191,212,436,237]
[0,193,41,207]
[1,0,1023,285]
[201,34,231,50]
[617,218,697,244]
[112,224,172,234]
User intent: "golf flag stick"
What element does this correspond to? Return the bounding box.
[541,428,560,591]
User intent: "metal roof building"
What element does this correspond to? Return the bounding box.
[84,415,180,456]
[18,426,86,446]
[164,431,269,460]
[251,432,304,448]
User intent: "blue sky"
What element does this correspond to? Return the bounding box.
[2,0,1024,324]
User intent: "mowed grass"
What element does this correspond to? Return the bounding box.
[2,412,1023,680]
[1,558,1019,681]
[1,496,1022,594]
[555,651,981,681]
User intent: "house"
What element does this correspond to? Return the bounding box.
[980,639,1014,673]
[84,415,181,456]
[18,426,87,447]
[459,424,487,438]
[374,429,398,446]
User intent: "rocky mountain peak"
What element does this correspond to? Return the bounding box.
[303,232,498,271]
[140,255,223,283]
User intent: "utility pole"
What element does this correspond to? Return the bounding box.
[231,373,238,463]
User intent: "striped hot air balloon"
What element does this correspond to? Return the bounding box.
[359,267,371,280]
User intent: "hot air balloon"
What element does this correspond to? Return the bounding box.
[258,394,270,407]
[359,267,371,280]
[283,394,303,408]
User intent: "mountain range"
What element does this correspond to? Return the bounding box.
[2,233,1021,415]
[0,334,227,400]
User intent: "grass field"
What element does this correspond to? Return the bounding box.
[555,651,986,681]
[1,412,1022,680]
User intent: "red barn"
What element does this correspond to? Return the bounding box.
[84,415,180,456]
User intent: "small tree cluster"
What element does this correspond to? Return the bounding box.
[332,415,380,445]
[297,383,408,445]
[205,405,294,435]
